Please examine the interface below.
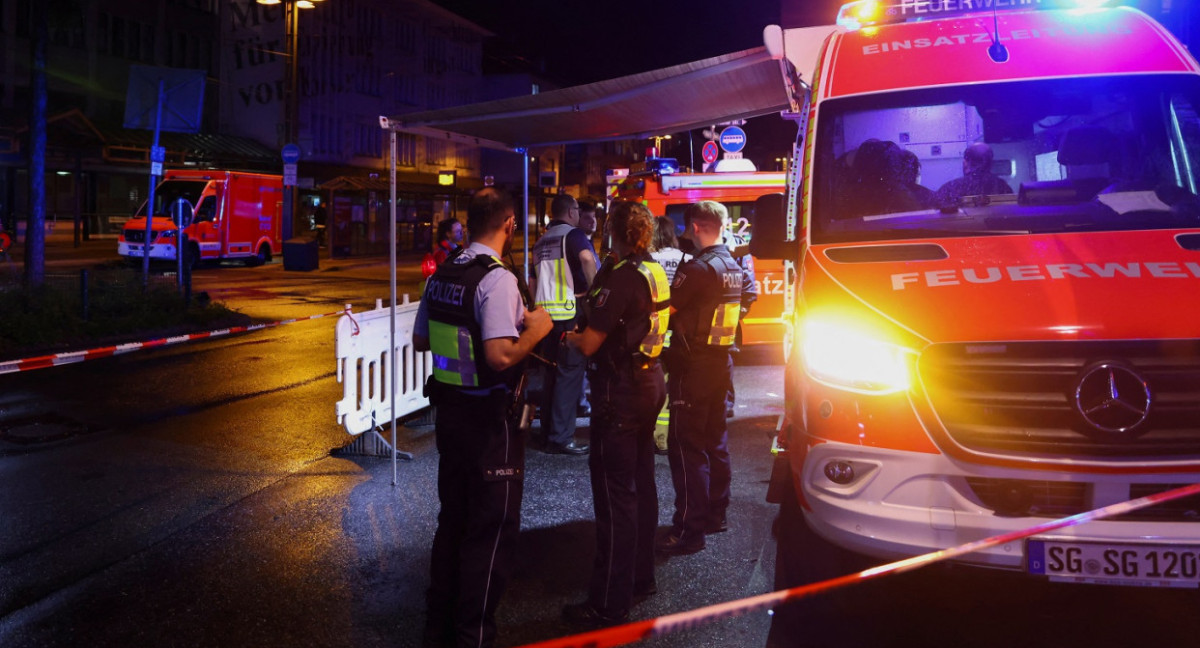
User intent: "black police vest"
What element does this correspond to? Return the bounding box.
[678,246,742,352]
[424,254,522,390]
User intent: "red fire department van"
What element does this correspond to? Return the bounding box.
[759,0,1200,589]
[119,170,283,268]
[617,169,790,347]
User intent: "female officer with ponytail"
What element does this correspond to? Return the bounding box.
[560,200,671,627]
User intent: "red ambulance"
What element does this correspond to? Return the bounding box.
[119,170,283,268]
[761,0,1200,588]
[617,169,791,347]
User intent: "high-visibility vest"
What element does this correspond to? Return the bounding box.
[678,247,742,351]
[531,223,578,321]
[608,257,672,359]
[424,253,517,389]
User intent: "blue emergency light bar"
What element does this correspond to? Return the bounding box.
[836,0,1113,30]
[644,157,679,175]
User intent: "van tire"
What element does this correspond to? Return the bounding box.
[247,243,271,267]
[766,477,875,648]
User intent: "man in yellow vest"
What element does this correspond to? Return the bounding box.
[531,194,599,455]
[657,200,743,556]
[414,188,553,648]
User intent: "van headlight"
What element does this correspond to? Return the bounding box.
[801,318,914,395]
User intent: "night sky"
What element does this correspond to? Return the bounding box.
[428,0,830,85]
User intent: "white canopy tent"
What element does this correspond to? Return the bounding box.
[374,24,837,479]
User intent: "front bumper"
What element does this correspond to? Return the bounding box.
[118,241,177,260]
[800,440,1200,570]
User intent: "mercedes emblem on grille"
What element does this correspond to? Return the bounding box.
[1073,363,1151,435]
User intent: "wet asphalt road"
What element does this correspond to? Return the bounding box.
[0,352,787,648]
[0,244,789,647]
[4,247,1200,647]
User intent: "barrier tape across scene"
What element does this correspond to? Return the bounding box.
[0,308,346,375]
[516,482,1200,648]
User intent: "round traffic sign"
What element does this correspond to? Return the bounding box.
[702,140,719,165]
[281,143,301,164]
[719,126,747,153]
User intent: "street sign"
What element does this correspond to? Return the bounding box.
[151,162,164,176]
[281,143,301,164]
[719,126,747,153]
[283,163,297,187]
[702,140,719,165]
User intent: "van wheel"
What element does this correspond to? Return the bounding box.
[247,244,271,267]
[767,478,875,648]
[773,479,872,589]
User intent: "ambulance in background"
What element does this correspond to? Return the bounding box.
[617,164,790,347]
[119,170,283,268]
[757,0,1200,589]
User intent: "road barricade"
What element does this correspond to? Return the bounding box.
[335,296,432,436]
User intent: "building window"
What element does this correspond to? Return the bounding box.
[426,139,447,166]
[396,20,416,54]
[395,76,421,107]
[398,134,417,167]
[354,123,382,159]
[427,83,445,110]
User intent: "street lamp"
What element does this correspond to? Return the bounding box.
[650,134,672,158]
[256,0,326,240]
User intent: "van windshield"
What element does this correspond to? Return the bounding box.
[134,180,209,218]
[664,201,757,243]
[811,75,1200,244]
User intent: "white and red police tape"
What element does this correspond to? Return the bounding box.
[0,308,346,376]
[516,482,1200,648]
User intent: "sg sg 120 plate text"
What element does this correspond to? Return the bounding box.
[1028,539,1200,588]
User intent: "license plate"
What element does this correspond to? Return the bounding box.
[1028,539,1200,588]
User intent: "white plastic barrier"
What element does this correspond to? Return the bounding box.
[335,296,433,435]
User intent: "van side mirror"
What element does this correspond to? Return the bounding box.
[749,193,796,260]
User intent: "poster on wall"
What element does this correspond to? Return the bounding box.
[219,0,286,147]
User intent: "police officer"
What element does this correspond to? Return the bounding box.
[657,200,743,555]
[561,200,671,626]
[531,194,598,455]
[414,188,553,648]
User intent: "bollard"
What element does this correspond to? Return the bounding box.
[80,269,90,321]
[183,247,193,306]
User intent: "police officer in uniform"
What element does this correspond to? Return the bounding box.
[531,194,598,455]
[657,200,743,555]
[414,188,553,648]
[561,200,671,626]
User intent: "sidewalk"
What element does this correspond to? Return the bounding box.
[1,230,426,275]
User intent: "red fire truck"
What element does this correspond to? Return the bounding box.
[617,169,790,347]
[119,170,283,268]
[759,0,1200,589]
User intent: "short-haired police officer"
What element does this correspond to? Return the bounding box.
[414,188,553,648]
[657,200,743,556]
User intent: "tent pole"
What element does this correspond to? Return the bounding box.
[522,149,529,282]
[389,129,398,487]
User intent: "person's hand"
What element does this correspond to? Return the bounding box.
[524,305,554,341]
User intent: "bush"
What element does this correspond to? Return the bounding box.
[0,268,249,360]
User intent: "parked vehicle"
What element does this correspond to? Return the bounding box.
[119,170,283,268]
[761,0,1200,589]
[617,168,790,347]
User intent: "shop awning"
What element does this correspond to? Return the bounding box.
[383,25,837,151]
